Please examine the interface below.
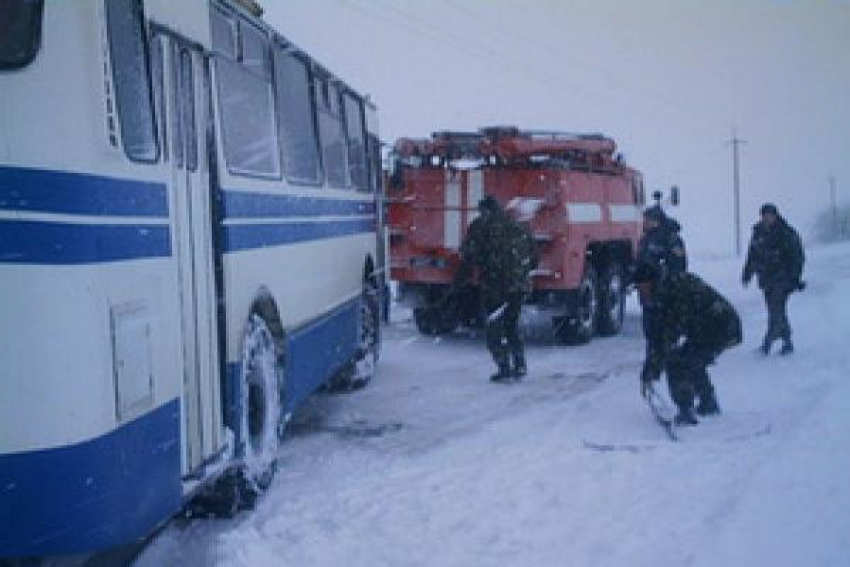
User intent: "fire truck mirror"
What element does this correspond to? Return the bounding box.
[670,185,680,206]
[389,154,404,190]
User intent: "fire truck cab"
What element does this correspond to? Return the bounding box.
[387,126,646,343]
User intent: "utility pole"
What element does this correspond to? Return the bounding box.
[829,175,838,238]
[727,129,747,256]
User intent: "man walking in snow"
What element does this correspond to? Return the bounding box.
[742,203,805,355]
[635,263,742,425]
[455,195,538,383]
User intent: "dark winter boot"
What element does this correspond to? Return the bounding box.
[779,340,794,355]
[512,352,527,379]
[490,365,514,383]
[696,393,721,417]
[674,406,699,426]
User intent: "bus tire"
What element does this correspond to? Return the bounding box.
[239,313,283,496]
[556,265,599,344]
[329,278,381,391]
[598,261,626,336]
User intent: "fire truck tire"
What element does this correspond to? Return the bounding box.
[556,265,599,344]
[598,261,626,336]
[413,305,457,336]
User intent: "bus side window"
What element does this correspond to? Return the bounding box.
[315,76,349,188]
[0,0,44,70]
[169,43,183,169]
[214,18,281,179]
[343,92,369,192]
[273,47,323,185]
[149,34,168,163]
[105,0,159,163]
[179,48,197,172]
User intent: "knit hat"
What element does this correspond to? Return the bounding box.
[760,203,778,216]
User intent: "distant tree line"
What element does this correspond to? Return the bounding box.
[813,204,850,242]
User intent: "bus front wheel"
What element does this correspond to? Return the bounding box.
[239,313,284,498]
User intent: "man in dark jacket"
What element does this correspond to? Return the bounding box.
[456,195,538,383]
[742,203,805,355]
[637,205,688,276]
[635,263,742,425]
[636,205,688,386]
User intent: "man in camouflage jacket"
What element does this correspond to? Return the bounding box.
[635,263,742,425]
[742,203,805,355]
[456,195,538,382]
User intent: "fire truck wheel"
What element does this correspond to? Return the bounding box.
[598,261,626,336]
[413,305,457,336]
[556,265,599,344]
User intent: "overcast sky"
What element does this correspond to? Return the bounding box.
[263,0,850,255]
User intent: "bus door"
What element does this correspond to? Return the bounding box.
[161,36,223,474]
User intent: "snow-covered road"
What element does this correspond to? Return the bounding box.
[136,242,850,567]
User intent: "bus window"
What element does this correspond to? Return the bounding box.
[210,7,237,59]
[273,48,322,185]
[214,27,280,178]
[149,35,168,162]
[343,92,369,192]
[239,21,269,78]
[179,49,197,172]
[316,76,349,188]
[0,0,43,70]
[106,0,158,163]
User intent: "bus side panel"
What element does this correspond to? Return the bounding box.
[0,400,181,557]
[284,298,359,409]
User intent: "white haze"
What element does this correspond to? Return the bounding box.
[264,0,850,255]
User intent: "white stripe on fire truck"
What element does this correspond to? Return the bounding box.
[445,171,462,250]
[467,169,482,228]
[608,204,640,222]
[566,203,603,223]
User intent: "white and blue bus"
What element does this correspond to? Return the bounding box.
[0,0,384,557]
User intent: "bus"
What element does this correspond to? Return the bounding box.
[0,0,384,557]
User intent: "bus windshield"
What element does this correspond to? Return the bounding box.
[0,0,43,70]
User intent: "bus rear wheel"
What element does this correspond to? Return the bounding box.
[328,278,381,391]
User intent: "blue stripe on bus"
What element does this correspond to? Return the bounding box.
[0,165,168,217]
[222,218,375,252]
[0,220,171,264]
[223,189,375,218]
[0,399,182,557]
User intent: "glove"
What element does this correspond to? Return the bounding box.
[640,366,660,398]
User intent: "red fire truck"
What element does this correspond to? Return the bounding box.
[387,126,646,343]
